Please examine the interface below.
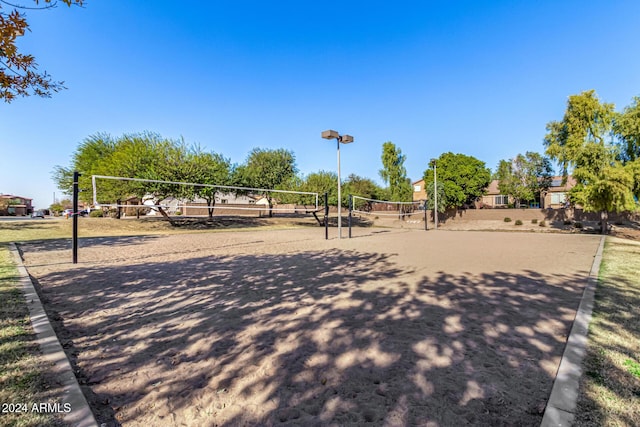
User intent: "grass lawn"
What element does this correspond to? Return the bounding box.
[576,237,640,426]
[0,245,63,427]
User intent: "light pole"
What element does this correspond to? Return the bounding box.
[322,130,354,239]
[430,158,438,230]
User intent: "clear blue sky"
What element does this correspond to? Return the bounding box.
[2,0,639,209]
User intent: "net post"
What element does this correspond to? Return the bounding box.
[91,174,97,206]
[72,171,80,264]
[424,200,428,230]
[324,192,329,240]
[348,194,352,238]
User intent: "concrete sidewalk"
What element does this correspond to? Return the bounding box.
[9,243,97,427]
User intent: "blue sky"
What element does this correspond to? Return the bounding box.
[1,0,639,209]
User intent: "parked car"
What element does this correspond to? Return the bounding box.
[31,210,45,218]
[63,209,89,218]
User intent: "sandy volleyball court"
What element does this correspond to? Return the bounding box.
[19,228,601,426]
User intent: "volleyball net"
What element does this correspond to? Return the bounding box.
[91,175,320,216]
[350,195,427,231]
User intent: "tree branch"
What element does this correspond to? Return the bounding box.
[0,0,58,10]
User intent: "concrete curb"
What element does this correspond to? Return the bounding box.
[540,235,606,427]
[9,243,98,427]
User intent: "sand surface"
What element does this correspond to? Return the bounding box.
[20,227,601,426]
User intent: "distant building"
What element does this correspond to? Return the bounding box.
[481,180,510,208]
[413,176,576,209]
[412,179,427,202]
[543,176,576,208]
[0,194,33,216]
[481,176,576,208]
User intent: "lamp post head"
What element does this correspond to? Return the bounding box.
[340,135,354,144]
[321,130,339,140]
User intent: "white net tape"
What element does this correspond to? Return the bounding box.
[351,195,425,218]
[91,175,320,213]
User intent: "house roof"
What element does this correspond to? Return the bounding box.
[485,180,500,195]
[0,194,33,200]
[412,179,425,186]
[485,176,576,195]
[548,176,576,192]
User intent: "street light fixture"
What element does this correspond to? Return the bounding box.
[322,129,354,239]
[430,158,438,230]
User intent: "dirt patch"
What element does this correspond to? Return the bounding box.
[20,229,601,426]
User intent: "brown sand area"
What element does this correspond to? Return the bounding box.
[19,227,602,426]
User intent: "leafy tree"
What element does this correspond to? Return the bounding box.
[127,137,190,222]
[238,148,297,217]
[49,202,64,215]
[613,96,640,162]
[628,158,640,199]
[379,141,412,202]
[495,152,553,208]
[52,133,117,203]
[0,197,11,214]
[53,132,190,223]
[425,181,446,213]
[544,90,637,233]
[302,170,338,206]
[572,162,636,220]
[423,153,491,209]
[1,0,84,102]
[181,146,231,218]
[344,173,383,206]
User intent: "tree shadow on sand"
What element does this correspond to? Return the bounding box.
[17,236,164,254]
[22,245,593,426]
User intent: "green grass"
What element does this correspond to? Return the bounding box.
[623,359,640,379]
[0,245,63,426]
[576,238,640,426]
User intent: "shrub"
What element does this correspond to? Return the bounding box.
[531,219,538,224]
[89,209,104,218]
[175,211,182,216]
[504,217,512,222]
[574,222,583,229]
[515,219,523,225]
[539,220,546,227]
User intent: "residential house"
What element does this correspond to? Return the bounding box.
[412,179,427,202]
[0,194,33,216]
[543,176,576,208]
[481,176,576,208]
[480,180,510,208]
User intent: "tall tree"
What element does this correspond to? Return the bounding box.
[239,148,297,217]
[423,153,491,209]
[544,90,636,233]
[379,141,412,202]
[613,96,640,162]
[495,152,553,208]
[1,0,83,102]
